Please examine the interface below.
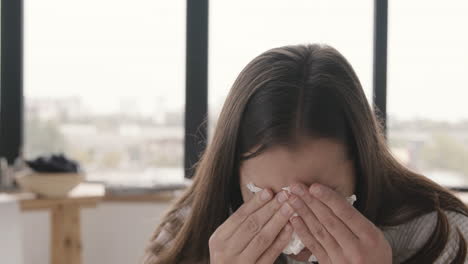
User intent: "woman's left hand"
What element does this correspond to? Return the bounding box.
[286,183,392,264]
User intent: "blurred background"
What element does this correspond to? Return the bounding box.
[1,0,468,264]
[20,0,468,188]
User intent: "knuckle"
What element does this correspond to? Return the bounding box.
[322,215,336,229]
[340,207,355,222]
[235,207,249,220]
[301,235,317,251]
[312,225,327,240]
[245,215,261,234]
[295,203,310,216]
[211,227,226,241]
[254,233,272,248]
[363,230,380,245]
[208,234,220,251]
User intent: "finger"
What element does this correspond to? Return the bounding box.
[242,202,295,261]
[288,184,347,263]
[228,190,290,253]
[255,223,293,264]
[215,188,273,241]
[291,186,359,255]
[309,183,378,241]
[289,216,331,264]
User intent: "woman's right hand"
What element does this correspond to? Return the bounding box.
[209,188,295,264]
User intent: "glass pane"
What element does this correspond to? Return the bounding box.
[388,1,468,188]
[23,0,186,183]
[209,0,373,137]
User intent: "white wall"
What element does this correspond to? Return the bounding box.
[21,202,170,264]
[0,196,25,264]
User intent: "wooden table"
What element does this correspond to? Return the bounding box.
[14,183,105,264]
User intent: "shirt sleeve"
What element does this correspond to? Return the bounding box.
[382,210,468,263]
[434,210,468,264]
[143,222,175,264]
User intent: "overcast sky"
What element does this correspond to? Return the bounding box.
[24,0,468,122]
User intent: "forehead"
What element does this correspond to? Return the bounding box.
[239,138,348,193]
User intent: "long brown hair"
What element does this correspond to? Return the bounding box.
[145,44,468,263]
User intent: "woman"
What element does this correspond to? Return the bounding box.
[143,44,468,263]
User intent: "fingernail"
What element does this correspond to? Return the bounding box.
[291,185,305,196]
[260,189,271,201]
[281,203,293,216]
[289,215,299,223]
[289,213,298,224]
[277,191,289,203]
[290,195,303,209]
[310,184,322,196]
[308,254,318,262]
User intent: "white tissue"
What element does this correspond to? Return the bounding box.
[282,232,303,255]
[308,254,318,262]
[246,182,357,257]
[246,182,263,193]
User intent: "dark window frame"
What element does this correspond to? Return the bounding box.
[185,0,209,179]
[0,0,23,166]
[373,0,388,137]
[0,0,387,182]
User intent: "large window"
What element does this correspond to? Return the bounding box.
[23,0,186,183]
[208,0,374,136]
[0,1,464,190]
[388,1,468,188]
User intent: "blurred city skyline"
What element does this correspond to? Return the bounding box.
[24,96,468,188]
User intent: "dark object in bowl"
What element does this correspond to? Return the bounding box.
[26,154,80,173]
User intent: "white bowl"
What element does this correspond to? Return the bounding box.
[15,172,84,198]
